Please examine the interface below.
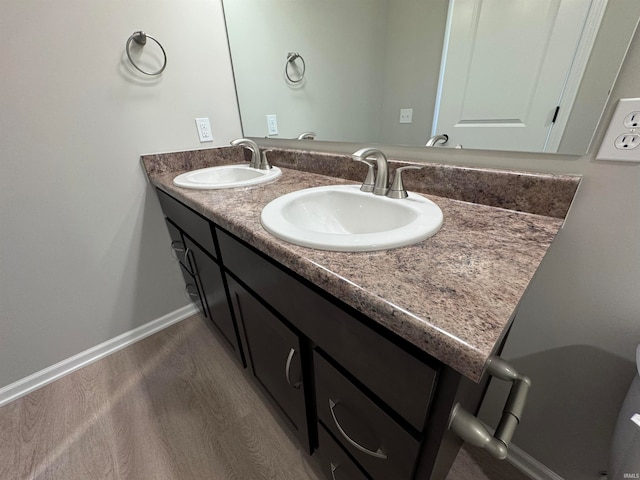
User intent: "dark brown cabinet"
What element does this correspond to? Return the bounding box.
[226,276,311,452]
[155,189,487,480]
[157,189,241,363]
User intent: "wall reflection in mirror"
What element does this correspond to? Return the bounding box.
[223,0,640,155]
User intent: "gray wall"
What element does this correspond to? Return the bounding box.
[225,0,388,142]
[225,0,447,146]
[378,0,448,146]
[0,0,242,388]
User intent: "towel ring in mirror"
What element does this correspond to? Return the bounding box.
[285,52,305,84]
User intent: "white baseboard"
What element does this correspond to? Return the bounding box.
[508,442,565,480]
[0,304,198,408]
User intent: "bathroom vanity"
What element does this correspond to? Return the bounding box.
[142,146,580,480]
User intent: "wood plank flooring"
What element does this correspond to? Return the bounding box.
[0,314,530,480]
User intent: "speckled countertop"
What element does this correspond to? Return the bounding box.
[142,146,580,382]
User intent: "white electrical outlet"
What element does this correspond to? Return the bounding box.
[195,118,213,143]
[596,98,640,162]
[614,133,640,150]
[399,108,413,124]
[266,114,278,135]
[624,111,640,128]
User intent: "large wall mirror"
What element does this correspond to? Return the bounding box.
[223,0,640,155]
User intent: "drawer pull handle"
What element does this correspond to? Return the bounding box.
[170,241,186,262]
[170,240,185,252]
[285,348,302,389]
[328,399,387,459]
[330,462,339,480]
[185,284,199,299]
[449,356,531,460]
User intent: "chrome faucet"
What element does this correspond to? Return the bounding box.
[230,138,271,169]
[426,134,448,147]
[352,148,389,196]
[296,132,317,140]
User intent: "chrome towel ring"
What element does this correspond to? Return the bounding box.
[126,31,167,76]
[285,52,305,84]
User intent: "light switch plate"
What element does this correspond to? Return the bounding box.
[596,98,640,162]
[195,118,213,143]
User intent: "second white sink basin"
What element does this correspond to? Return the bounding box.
[261,185,443,251]
[173,164,282,189]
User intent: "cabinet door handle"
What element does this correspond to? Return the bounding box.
[328,399,387,459]
[285,347,302,389]
[183,247,195,275]
[448,356,531,460]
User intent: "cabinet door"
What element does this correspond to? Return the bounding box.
[180,265,207,319]
[227,276,310,451]
[184,237,241,363]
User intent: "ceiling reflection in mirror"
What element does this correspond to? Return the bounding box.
[223,0,640,155]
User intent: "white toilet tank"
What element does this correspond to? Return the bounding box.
[609,344,640,480]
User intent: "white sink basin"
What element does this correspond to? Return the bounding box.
[261,185,443,252]
[173,164,281,189]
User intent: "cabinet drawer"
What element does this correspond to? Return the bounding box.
[165,219,192,269]
[217,228,437,430]
[315,351,420,480]
[316,424,369,480]
[157,189,217,256]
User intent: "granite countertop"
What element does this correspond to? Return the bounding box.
[142,146,580,382]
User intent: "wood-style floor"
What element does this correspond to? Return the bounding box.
[0,314,530,480]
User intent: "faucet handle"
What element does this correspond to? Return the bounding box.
[387,165,423,199]
[352,158,376,192]
[258,150,272,170]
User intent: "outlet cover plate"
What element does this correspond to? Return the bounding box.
[399,108,413,124]
[195,118,213,143]
[596,98,640,162]
[266,114,278,135]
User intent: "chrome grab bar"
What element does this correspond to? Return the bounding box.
[285,348,302,389]
[448,356,531,460]
[328,399,387,459]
